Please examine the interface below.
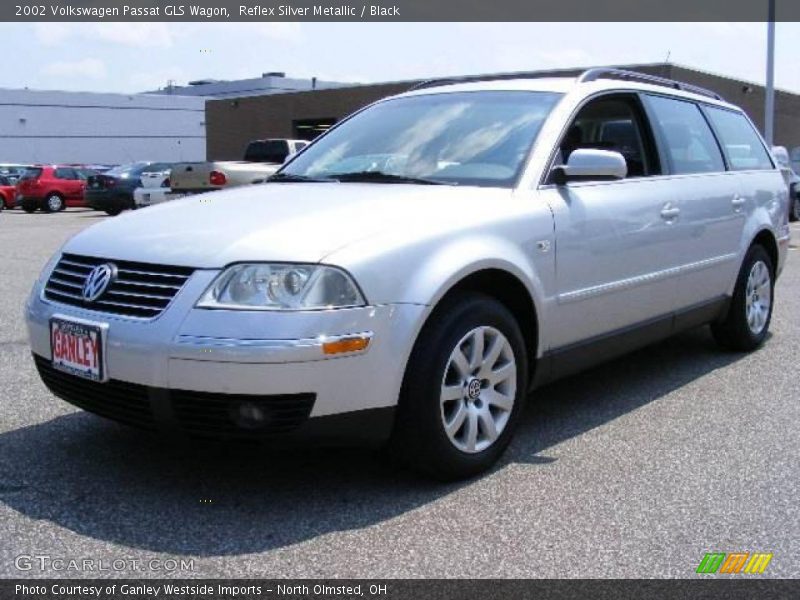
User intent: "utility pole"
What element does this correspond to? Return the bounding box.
[765,0,776,145]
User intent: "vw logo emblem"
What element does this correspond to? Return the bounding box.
[82,263,116,302]
[466,378,482,400]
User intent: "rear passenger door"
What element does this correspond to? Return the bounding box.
[643,95,754,311]
[53,168,83,202]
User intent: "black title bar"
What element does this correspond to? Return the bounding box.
[4,0,800,22]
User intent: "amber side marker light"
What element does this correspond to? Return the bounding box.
[322,335,371,355]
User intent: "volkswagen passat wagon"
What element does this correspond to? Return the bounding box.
[26,69,790,479]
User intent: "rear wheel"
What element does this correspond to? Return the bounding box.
[711,244,774,352]
[104,207,122,216]
[791,195,800,222]
[389,293,528,480]
[21,199,37,213]
[43,193,64,213]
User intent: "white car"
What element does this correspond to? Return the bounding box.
[772,146,800,221]
[25,69,789,479]
[133,169,172,208]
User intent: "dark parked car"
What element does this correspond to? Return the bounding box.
[84,162,171,216]
[16,166,96,212]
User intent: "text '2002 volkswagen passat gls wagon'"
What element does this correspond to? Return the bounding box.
[27,69,790,479]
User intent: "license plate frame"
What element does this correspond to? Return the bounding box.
[50,315,109,382]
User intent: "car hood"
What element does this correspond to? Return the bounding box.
[63,183,514,268]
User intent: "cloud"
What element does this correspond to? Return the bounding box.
[33,22,174,48]
[33,23,74,46]
[42,58,107,79]
[93,23,174,47]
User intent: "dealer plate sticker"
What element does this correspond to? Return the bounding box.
[50,317,107,382]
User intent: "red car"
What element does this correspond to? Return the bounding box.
[16,165,96,213]
[0,175,15,210]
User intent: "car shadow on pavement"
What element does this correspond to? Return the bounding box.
[0,326,748,557]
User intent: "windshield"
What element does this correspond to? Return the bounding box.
[280,91,561,188]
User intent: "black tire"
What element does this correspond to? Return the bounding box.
[791,195,800,222]
[43,193,64,213]
[21,199,37,213]
[104,207,122,216]
[389,293,528,480]
[711,244,774,352]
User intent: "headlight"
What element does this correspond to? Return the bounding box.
[196,263,366,310]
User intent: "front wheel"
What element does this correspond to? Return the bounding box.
[104,207,122,216]
[389,293,528,480]
[21,199,37,213]
[711,245,774,352]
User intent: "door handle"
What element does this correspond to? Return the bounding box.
[732,195,746,210]
[660,205,680,220]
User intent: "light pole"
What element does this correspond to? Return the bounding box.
[765,0,776,146]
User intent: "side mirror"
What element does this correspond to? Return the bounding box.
[771,145,790,168]
[552,148,627,185]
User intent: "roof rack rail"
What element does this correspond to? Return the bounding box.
[578,68,724,101]
[408,67,586,91]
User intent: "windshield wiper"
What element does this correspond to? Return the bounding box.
[328,171,454,185]
[267,172,333,183]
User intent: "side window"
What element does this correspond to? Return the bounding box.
[704,107,774,171]
[54,168,77,180]
[645,95,725,175]
[557,95,657,179]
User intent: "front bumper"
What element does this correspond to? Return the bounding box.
[26,269,426,441]
[84,190,133,211]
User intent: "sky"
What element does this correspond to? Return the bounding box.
[0,22,798,94]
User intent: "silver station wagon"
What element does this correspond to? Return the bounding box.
[26,69,790,479]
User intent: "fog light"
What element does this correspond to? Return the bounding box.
[322,334,371,355]
[232,402,268,429]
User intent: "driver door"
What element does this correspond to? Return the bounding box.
[538,93,681,359]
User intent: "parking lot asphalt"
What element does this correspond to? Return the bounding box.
[0,207,798,579]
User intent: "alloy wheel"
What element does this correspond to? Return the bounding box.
[47,195,63,212]
[439,326,516,454]
[745,260,771,335]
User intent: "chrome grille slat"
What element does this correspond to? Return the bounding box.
[94,299,162,311]
[108,289,173,301]
[59,258,97,269]
[117,268,190,280]
[115,278,182,290]
[46,288,84,301]
[52,267,88,279]
[44,253,194,319]
[48,277,82,289]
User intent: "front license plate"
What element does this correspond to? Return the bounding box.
[50,316,107,382]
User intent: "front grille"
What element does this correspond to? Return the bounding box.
[34,354,156,430]
[44,253,194,319]
[172,389,316,440]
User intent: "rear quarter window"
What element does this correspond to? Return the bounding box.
[704,107,774,171]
